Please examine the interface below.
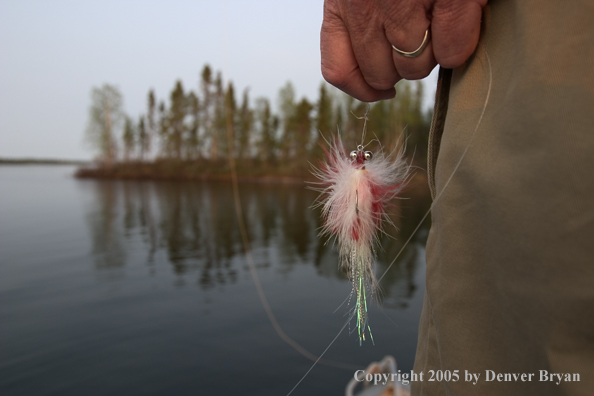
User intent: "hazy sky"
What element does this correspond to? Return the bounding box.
[0,0,437,161]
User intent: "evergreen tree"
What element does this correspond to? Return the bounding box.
[312,83,333,160]
[255,97,277,165]
[278,81,296,161]
[224,81,237,159]
[224,81,237,164]
[236,88,253,161]
[187,91,200,160]
[146,89,156,159]
[201,65,215,160]
[138,116,148,161]
[122,116,135,162]
[213,72,227,159]
[158,101,168,157]
[292,98,313,171]
[167,80,187,160]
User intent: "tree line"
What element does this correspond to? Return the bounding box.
[85,65,432,175]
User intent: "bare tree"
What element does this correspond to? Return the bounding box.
[85,84,124,167]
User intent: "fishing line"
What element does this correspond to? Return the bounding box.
[378,48,492,283]
[224,98,361,372]
[285,317,352,396]
[287,47,492,394]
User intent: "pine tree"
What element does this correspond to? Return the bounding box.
[138,116,147,161]
[224,81,237,166]
[158,101,168,157]
[187,91,200,160]
[312,83,333,160]
[168,80,187,160]
[224,81,237,159]
[146,89,156,159]
[278,81,296,162]
[212,73,227,159]
[122,116,135,162]
[292,98,313,171]
[201,65,215,160]
[236,88,253,161]
[255,97,277,165]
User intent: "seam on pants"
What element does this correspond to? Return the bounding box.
[427,67,452,199]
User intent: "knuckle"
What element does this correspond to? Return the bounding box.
[437,51,469,69]
[353,91,384,103]
[321,63,351,90]
[399,67,432,80]
[321,66,387,103]
[365,76,397,91]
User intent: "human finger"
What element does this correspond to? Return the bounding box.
[339,0,402,91]
[388,23,437,80]
[321,1,396,102]
[432,0,487,68]
[344,0,436,83]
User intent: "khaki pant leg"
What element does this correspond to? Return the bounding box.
[413,1,594,395]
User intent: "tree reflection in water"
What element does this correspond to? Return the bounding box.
[86,179,431,306]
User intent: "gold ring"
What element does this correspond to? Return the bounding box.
[392,29,430,58]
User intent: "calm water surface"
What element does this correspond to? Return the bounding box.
[0,165,430,396]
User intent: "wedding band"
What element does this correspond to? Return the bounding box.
[392,29,430,58]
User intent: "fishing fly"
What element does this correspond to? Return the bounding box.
[288,50,492,396]
[310,124,412,345]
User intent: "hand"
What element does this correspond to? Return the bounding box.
[321,0,487,102]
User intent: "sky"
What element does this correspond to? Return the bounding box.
[0,0,437,161]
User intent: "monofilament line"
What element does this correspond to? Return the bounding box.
[287,48,492,394]
[378,49,492,283]
[285,316,352,396]
[225,97,360,372]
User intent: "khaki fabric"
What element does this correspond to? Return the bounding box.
[413,1,594,395]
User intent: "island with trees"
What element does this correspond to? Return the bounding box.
[77,65,431,184]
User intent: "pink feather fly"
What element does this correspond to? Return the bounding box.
[311,137,411,345]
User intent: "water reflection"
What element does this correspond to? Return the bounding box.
[87,182,126,271]
[1,165,431,396]
[85,179,431,304]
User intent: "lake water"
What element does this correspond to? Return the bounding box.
[0,165,430,396]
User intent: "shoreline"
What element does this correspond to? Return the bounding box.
[73,162,430,193]
[75,169,308,184]
[0,158,89,165]
[74,162,313,184]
